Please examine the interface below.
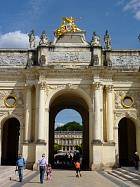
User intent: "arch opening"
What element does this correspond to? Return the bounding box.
[49,92,89,170]
[54,109,83,168]
[1,117,20,165]
[118,117,136,166]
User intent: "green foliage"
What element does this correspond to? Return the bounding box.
[55,121,82,131]
[54,143,62,154]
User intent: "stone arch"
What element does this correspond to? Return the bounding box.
[46,86,92,110]
[0,113,23,128]
[48,88,90,170]
[0,115,21,165]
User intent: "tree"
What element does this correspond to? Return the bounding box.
[54,143,62,154]
[55,121,82,131]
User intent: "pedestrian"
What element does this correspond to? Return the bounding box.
[74,161,82,177]
[46,163,52,181]
[16,154,25,182]
[132,152,140,170]
[38,153,48,184]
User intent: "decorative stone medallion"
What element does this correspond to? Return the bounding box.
[4,95,16,108]
[121,96,134,108]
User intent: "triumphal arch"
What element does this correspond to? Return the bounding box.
[0,17,140,170]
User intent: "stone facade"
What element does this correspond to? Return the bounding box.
[0,20,140,170]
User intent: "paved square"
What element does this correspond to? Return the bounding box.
[10,170,119,187]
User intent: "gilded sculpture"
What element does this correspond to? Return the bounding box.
[55,17,81,38]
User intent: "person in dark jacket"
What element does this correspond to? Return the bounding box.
[132,152,140,170]
[16,154,25,182]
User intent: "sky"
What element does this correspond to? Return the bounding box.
[55,109,82,128]
[0,0,140,125]
[0,0,140,48]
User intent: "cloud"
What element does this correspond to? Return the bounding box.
[0,31,39,48]
[55,122,64,127]
[123,0,140,20]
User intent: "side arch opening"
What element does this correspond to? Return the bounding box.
[118,117,136,166]
[1,117,20,165]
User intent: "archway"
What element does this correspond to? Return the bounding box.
[118,117,136,166]
[1,118,20,165]
[49,91,89,170]
[54,109,83,169]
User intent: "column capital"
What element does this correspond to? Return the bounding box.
[25,83,32,89]
[38,81,46,90]
[93,82,103,90]
[105,85,114,92]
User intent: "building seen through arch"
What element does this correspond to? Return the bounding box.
[53,109,83,168]
[54,130,82,152]
[54,109,83,153]
[0,17,140,170]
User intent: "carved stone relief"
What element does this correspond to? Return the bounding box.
[0,53,27,65]
[93,55,99,66]
[114,90,140,109]
[39,55,46,65]
[0,90,24,108]
[110,55,140,68]
[48,51,91,63]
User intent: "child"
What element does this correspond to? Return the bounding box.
[46,163,52,180]
[74,161,81,177]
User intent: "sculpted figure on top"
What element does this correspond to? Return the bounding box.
[28,30,36,48]
[55,17,81,38]
[91,32,101,47]
[104,30,111,49]
[39,31,49,46]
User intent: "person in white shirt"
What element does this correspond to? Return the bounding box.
[38,153,48,184]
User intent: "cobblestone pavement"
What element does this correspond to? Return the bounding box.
[6,169,120,187]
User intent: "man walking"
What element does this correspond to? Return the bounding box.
[38,153,48,184]
[16,154,25,182]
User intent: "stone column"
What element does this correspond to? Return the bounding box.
[45,107,49,162]
[35,84,39,142]
[89,107,94,164]
[24,84,32,143]
[93,83,103,143]
[37,82,46,143]
[106,85,114,142]
[100,86,104,142]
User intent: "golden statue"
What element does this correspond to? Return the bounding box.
[55,17,81,38]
